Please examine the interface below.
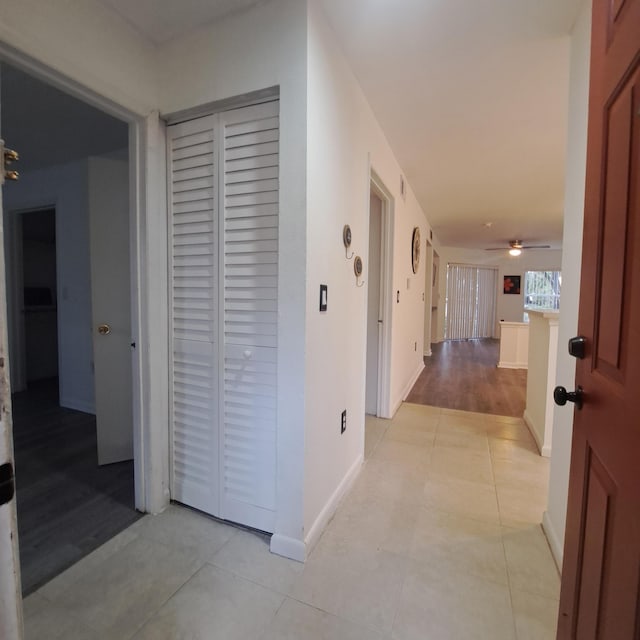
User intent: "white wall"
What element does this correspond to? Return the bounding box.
[157,0,309,556]
[0,0,157,115]
[543,0,591,568]
[304,0,429,544]
[3,160,95,412]
[434,246,562,341]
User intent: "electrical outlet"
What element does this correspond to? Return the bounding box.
[341,409,347,434]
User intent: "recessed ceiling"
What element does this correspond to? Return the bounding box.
[100,0,266,45]
[319,0,584,249]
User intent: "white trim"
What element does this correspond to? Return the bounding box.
[542,511,563,572]
[269,534,306,563]
[302,453,363,559]
[163,86,280,125]
[391,396,403,418]
[423,349,432,357]
[369,167,394,419]
[138,112,170,514]
[523,410,551,457]
[497,361,528,370]
[402,361,425,401]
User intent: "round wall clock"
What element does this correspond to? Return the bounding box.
[411,227,421,274]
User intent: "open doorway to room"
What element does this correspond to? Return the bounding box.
[18,208,59,393]
[1,62,140,595]
[364,173,393,421]
[365,191,383,416]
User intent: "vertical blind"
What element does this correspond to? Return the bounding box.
[445,264,498,340]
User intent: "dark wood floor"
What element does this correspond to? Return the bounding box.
[406,339,527,416]
[11,378,141,595]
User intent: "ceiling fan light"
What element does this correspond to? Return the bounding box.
[509,248,522,257]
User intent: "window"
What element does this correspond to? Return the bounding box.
[524,271,561,311]
[445,264,498,340]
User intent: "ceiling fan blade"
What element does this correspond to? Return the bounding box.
[521,244,551,249]
[484,247,507,251]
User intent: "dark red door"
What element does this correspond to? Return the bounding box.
[557,0,640,638]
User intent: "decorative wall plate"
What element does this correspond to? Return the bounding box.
[411,227,421,274]
[354,255,363,278]
[343,224,352,249]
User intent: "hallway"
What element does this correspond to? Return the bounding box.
[407,339,527,417]
[23,403,557,639]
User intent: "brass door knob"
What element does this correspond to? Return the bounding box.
[97,324,111,335]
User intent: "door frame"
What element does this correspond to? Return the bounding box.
[0,45,168,517]
[368,168,394,419]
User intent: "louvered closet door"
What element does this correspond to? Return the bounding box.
[219,101,278,532]
[168,101,279,532]
[168,115,220,516]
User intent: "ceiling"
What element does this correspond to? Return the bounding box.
[6,0,582,250]
[1,64,128,172]
[318,0,583,250]
[109,0,579,250]
[100,0,266,45]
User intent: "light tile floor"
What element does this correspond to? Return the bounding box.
[23,403,560,639]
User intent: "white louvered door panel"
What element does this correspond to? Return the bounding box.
[219,101,279,532]
[168,115,220,516]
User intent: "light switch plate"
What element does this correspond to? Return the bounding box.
[319,284,328,312]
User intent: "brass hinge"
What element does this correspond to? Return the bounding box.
[0,462,15,506]
[0,139,19,185]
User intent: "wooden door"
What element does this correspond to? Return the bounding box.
[557,0,640,637]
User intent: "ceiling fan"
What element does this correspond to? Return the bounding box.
[485,240,551,256]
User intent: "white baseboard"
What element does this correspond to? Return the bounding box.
[270,534,306,563]
[389,361,425,418]
[523,410,551,457]
[423,349,432,357]
[402,361,425,401]
[60,396,96,415]
[301,453,363,559]
[542,510,563,572]
[497,361,528,370]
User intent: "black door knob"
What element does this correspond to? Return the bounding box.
[554,385,584,410]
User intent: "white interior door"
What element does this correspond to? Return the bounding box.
[218,102,279,532]
[365,192,382,415]
[89,155,133,465]
[0,142,24,639]
[168,100,279,532]
[168,113,219,515]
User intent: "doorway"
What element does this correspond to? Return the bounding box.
[19,208,58,391]
[365,174,392,418]
[1,63,140,594]
[365,192,383,415]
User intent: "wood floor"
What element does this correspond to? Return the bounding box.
[11,378,141,595]
[406,339,527,416]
